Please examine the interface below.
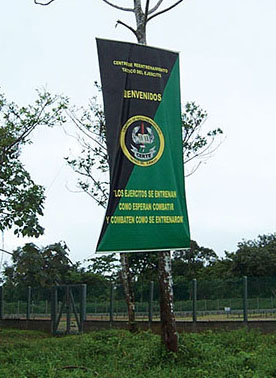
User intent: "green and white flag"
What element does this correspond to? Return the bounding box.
[96,38,190,253]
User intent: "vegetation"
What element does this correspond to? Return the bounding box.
[0,89,68,237]
[33,0,223,352]
[2,233,276,302]
[1,328,276,377]
[2,242,74,288]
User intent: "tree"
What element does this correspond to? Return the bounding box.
[103,0,184,45]
[86,253,120,280]
[226,233,276,278]
[0,89,68,237]
[172,240,218,281]
[182,102,223,177]
[66,93,222,341]
[2,241,73,288]
[65,75,222,352]
[128,251,159,282]
[34,0,184,44]
[36,0,222,352]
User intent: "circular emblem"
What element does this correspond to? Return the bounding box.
[120,115,165,167]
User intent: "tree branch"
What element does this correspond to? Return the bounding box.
[116,20,137,38]
[185,162,202,177]
[70,163,108,201]
[102,0,134,12]
[34,0,56,5]
[148,0,164,15]
[147,0,183,22]
[144,0,150,22]
[67,174,108,207]
[68,111,107,152]
[184,136,222,165]
[3,94,60,157]
[183,116,207,146]
[0,248,13,256]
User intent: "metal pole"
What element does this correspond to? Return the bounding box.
[80,284,87,330]
[27,286,31,320]
[66,286,71,334]
[51,287,58,335]
[243,276,248,323]
[149,281,154,325]
[192,279,197,323]
[0,286,3,320]
[109,283,114,324]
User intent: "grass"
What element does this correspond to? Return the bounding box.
[1,328,276,377]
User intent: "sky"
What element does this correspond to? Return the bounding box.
[1,0,276,266]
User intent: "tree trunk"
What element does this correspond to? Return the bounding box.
[159,251,178,352]
[105,0,179,349]
[120,253,137,332]
[135,2,178,352]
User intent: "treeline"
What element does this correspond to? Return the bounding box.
[1,233,276,301]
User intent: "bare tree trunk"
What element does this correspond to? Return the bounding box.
[159,250,178,352]
[103,0,180,348]
[132,1,179,351]
[134,0,147,44]
[120,253,137,332]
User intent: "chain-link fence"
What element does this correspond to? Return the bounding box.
[2,276,276,322]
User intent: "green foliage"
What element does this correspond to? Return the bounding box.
[226,233,276,277]
[86,251,160,283]
[182,102,223,176]
[2,241,73,287]
[0,89,68,237]
[1,328,276,377]
[86,253,120,280]
[129,251,159,274]
[172,240,218,281]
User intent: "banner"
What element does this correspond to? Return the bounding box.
[96,38,190,253]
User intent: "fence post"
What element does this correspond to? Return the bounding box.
[80,284,87,323]
[27,286,31,320]
[51,287,58,335]
[109,283,114,325]
[79,284,87,333]
[243,276,248,323]
[149,281,154,326]
[0,286,3,320]
[66,286,71,334]
[192,279,197,323]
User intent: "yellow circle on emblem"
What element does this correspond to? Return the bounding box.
[120,115,165,167]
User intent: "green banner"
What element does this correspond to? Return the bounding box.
[96,39,190,253]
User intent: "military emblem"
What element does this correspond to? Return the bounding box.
[120,115,165,167]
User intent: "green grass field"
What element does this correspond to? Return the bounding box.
[1,328,276,377]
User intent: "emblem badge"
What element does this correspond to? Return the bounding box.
[120,115,165,167]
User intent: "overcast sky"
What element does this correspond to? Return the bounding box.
[1,0,276,265]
